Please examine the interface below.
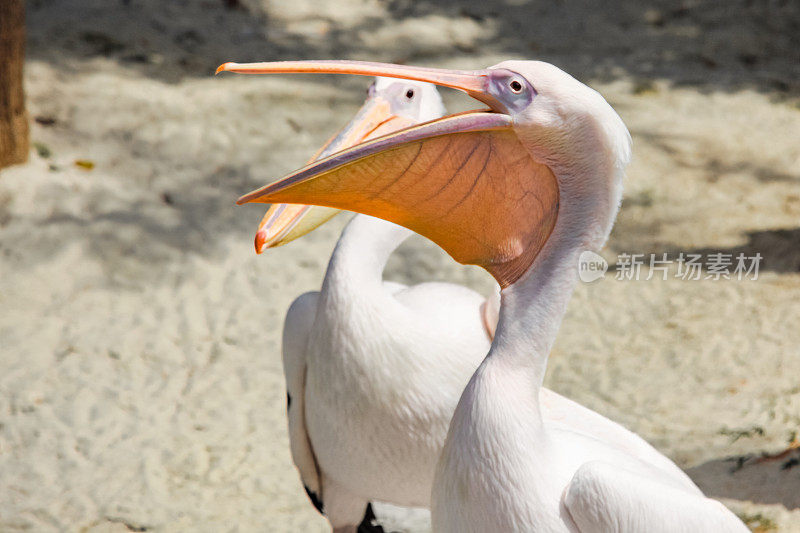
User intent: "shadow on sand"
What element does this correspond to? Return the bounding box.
[688,447,800,510]
[26,0,800,97]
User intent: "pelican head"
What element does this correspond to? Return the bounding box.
[493,60,631,248]
[253,77,445,253]
[219,60,630,285]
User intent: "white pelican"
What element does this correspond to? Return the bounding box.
[262,78,498,532]
[221,59,749,532]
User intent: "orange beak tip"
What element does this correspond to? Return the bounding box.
[254,230,268,254]
[215,62,235,75]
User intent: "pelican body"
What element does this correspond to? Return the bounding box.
[221,59,749,532]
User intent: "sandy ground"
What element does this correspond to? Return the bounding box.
[1,0,799,531]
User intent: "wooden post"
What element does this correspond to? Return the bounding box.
[0,0,29,169]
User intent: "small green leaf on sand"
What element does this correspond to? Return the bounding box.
[33,142,52,159]
[633,79,658,96]
[738,512,777,532]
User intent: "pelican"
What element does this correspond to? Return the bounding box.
[261,77,499,532]
[220,59,748,531]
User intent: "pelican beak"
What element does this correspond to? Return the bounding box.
[254,88,420,253]
[217,60,505,111]
[223,61,559,286]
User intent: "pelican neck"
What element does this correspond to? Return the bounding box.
[487,163,612,397]
[323,214,413,295]
[491,233,583,383]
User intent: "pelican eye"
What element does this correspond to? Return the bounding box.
[405,88,415,99]
[487,70,533,112]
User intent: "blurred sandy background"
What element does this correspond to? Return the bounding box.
[1,0,799,531]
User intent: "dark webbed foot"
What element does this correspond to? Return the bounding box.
[357,503,386,533]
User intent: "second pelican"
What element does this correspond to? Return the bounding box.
[265,78,496,532]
